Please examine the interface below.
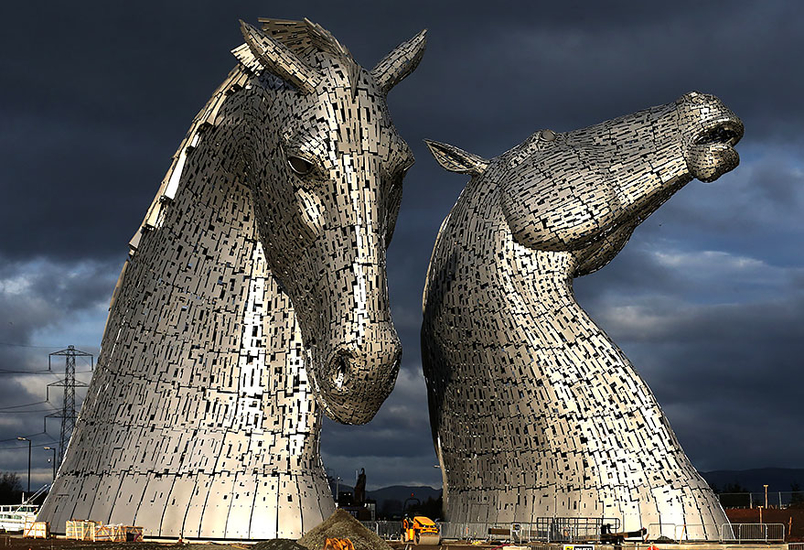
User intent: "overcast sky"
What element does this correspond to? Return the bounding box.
[0,1,802,492]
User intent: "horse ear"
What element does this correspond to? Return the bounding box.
[371,29,427,94]
[424,139,489,176]
[239,20,321,94]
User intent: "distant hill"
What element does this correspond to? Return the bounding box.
[700,468,804,492]
[327,468,804,518]
[327,480,441,504]
[327,480,441,518]
[368,485,442,504]
[368,485,442,518]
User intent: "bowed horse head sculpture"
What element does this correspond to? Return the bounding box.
[422,92,742,533]
[38,19,426,540]
[239,20,425,423]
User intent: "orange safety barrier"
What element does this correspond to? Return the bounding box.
[323,538,355,550]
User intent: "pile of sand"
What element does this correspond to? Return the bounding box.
[252,539,308,550]
[297,509,393,550]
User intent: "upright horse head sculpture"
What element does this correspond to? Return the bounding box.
[37,19,425,540]
[422,92,742,536]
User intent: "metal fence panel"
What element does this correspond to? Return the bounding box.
[360,520,402,540]
[437,517,620,543]
[720,522,785,542]
[536,517,622,543]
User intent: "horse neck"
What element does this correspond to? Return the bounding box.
[504,245,634,376]
[441,183,654,400]
[93,69,322,462]
[492,230,692,460]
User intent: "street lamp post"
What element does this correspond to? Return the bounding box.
[326,468,342,506]
[44,446,56,482]
[764,484,769,508]
[17,437,31,494]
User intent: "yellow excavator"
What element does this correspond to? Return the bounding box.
[401,516,440,546]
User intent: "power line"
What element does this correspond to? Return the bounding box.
[0,368,54,374]
[0,368,93,375]
[0,432,55,450]
[0,342,97,349]
[0,399,52,412]
[0,438,58,451]
[0,400,48,409]
[0,400,50,411]
[0,409,56,414]
[0,432,47,443]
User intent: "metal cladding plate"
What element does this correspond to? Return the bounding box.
[36,18,426,540]
[422,92,743,537]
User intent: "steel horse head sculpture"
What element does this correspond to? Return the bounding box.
[422,92,743,536]
[38,18,425,540]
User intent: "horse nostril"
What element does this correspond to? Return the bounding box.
[332,352,350,390]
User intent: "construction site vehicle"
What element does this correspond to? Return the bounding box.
[401,516,440,545]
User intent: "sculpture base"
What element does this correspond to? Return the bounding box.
[388,543,787,550]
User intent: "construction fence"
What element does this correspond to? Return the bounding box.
[720,522,786,542]
[362,518,786,544]
[360,520,402,540]
[363,517,622,543]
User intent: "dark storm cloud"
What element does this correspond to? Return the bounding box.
[322,367,433,459]
[606,296,804,471]
[0,1,802,487]
[3,1,803,260]
[321,365,443,489]
[0,257,109,479]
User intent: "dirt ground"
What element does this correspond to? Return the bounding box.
[0,538,244,550]
[727,507,804,541]
[0,536,512,550]
[0,537,491,550]
[4,510,802,549]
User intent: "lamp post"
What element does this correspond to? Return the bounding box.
[326,468,342,505]
[764,484,769,508]
[44,446,56,482]
[17,437,31,493]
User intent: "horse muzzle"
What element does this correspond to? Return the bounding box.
[314,322,402,425]
[678,92,744,183]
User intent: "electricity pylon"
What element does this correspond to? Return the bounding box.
[47,346,93,466]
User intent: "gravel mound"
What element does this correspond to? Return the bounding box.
[298,509,392,550]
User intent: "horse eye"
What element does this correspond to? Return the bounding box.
[288,156,314,175]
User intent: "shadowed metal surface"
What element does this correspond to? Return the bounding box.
[36,18,425,540]
[422,92,743,537]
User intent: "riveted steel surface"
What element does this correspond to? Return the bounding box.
[37,18,426,540]
[422,92,743,535]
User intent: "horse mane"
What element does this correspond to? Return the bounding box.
[118,18,362,315]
